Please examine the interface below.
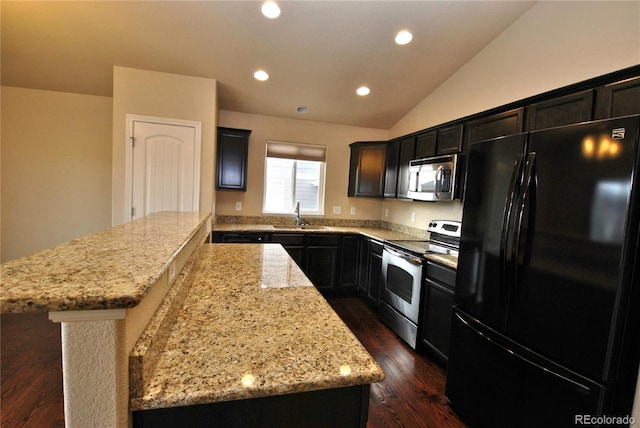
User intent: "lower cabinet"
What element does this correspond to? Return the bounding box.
[214,232,358,292]
[420,261,456,363]
[133,384,371,428]
[305,234,339,290]
[357,238,383,307]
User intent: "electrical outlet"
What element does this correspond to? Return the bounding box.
[350,207,356,215]
[411,212,416,222]
[235,202,242,211]
[333,206,341,214]
[384,208,389,217]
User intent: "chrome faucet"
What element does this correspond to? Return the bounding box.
[295,201,302,226]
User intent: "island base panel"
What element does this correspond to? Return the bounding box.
[133,384,370,428]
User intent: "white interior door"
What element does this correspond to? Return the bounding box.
[130,119,200,221]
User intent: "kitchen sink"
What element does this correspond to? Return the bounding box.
[271,225,327,230]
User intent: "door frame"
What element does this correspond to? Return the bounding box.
[124,114,202,222]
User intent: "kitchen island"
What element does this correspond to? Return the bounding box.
[1,212,384,427]
[130,243,384,427]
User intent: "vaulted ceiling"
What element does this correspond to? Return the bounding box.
[1,1,535,129]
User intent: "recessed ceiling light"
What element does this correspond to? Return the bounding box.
[395,30,413,45]
[254,70,269,81]
[356,86,371,96]
[296,106,309,113]
[261,1,281,19]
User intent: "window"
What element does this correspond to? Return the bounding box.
[263,141,326,215]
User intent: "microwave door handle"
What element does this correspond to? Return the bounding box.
[435,166,444,199]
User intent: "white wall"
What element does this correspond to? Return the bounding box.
[111,67,218,226]
[1,87,112,262]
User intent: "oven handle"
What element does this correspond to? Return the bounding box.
[383,247,423,266]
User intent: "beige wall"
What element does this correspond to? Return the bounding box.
[383,0,640,230]
[216,110,388,220]
[111,66,218,226]
[1,86,112,262]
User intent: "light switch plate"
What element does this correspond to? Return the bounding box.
[350,207,356,215]
[411,212,416,222]
[333,206,341,214]
[235,202,242,211]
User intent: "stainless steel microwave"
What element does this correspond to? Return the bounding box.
[407,154,458,201]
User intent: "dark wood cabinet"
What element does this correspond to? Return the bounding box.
[134,384,371,428]
[415,131,437,158]
[383,140,400,198]
[396,136,416,199]
[436,124,464,154]
[305,234,339,290]
[420,261,456,363]
[216,127,251,191]
[595,76,640,119]
[271,233,305,267]
[211,231,269,243]
[365,239,383,307]
[339,235,360,290]
[348,142,387,197]
[463,108,524,148]
[525,90,593,131]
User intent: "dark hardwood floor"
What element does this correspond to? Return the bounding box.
[1,312,64,427]
[1,296,465,428]
[327,296,466,428]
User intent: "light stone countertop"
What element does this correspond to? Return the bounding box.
[0,212,211,313]
[212,223,458,270]
[130,243,385,411]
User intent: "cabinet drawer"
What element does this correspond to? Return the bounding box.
[271,233,305,246]
[425,261,456,287]
[369,239,384,256]
[307,234,339,246]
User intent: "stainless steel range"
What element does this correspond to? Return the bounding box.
[380,220,461,349]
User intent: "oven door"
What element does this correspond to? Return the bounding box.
[381,247,424,324]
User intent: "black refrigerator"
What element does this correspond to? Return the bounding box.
[446,116,640,427]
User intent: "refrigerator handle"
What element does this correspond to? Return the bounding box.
[500,154,524,305]
[512,152,537,309]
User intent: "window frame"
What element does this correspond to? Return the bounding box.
[262,141,326,216]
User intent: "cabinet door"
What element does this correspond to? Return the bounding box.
[357,238,369,294]
[339,235,360,290]
[594,76,640,119]
[348,143,386,197]
[396,136,416,199]
[463,108,524,148]
[216,127,250,190]
[436,124,463,154]
[384,140,400,198]
[306,235,339,290]
[415,131,437,159]
[525,90,594,131]
[271,233,305,267]
[366,240,384,306]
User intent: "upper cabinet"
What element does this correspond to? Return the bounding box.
[348,142,387,198]
[594,76,640,120]
[216,127,251,191]
[384,139,400,198]
[464,108,524,148]
[396,136,416,199]
[525,90,593,131]
[415,124,463,158]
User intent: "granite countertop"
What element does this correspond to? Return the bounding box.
[0,212,211,313]
[130,243,385,411]
[212,223,458,270]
